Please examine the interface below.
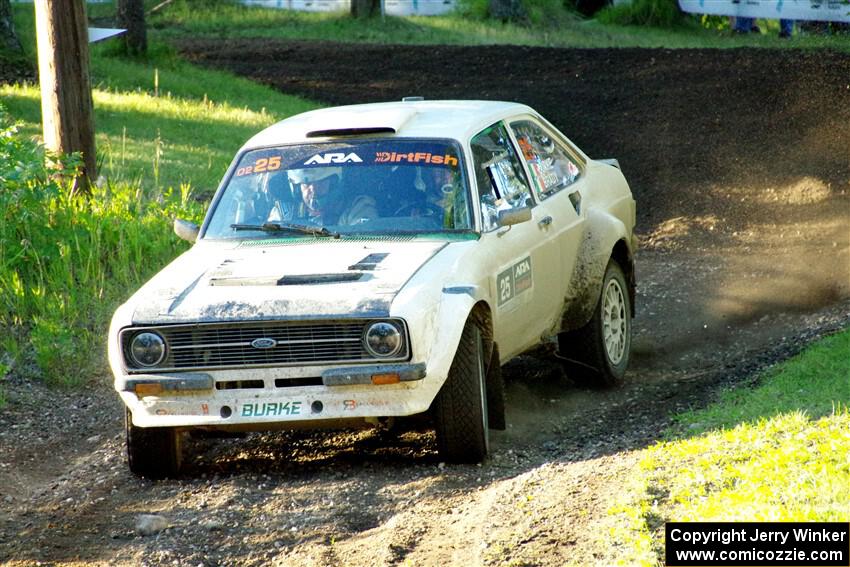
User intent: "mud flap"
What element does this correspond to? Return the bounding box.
[486,343,506,430]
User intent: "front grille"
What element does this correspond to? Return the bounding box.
[120,319,408,372]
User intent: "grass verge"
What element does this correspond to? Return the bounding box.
[605,329,850,564]
[0,105,203,388]
[1,13,321,394]
[143,0,850,50]
[2,33,318,193]
[11,0,850,57]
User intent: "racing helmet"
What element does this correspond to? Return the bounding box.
[287,167,342,185]
[288,167,342,212]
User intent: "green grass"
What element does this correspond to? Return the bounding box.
[606,329,850,565]
[4,13,318,193]
[0,105,204,387]
[143,0,850,50]
[1,6,320,389]
[672,333,850,432]
[10,0,850,55]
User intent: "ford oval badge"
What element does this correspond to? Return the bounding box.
[251,338,277,349]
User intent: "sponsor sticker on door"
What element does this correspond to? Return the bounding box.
[497,256,532,307]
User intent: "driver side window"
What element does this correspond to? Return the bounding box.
[470,122,533,232]
[510,119,583,201]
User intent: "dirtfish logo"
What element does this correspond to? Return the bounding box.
[375,152,458,166]
[304,152,363,165]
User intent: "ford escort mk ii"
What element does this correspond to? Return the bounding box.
[108,100,637,478]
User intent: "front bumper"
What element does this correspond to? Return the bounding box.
[120,362,434,429]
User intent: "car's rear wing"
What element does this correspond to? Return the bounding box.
[598,158,621,169]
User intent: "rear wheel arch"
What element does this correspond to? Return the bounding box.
[610,238,636,318]
[560,216,634,334]
[558,258,631,388]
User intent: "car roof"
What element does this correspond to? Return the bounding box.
[241,100,536,150]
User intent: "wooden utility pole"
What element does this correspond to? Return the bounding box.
[34,0,96,195]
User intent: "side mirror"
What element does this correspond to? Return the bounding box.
[497,206,532,228]
[174,218,199,243]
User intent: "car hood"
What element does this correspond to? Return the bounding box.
[130,239,448,324]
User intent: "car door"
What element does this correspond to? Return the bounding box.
[470,122,563,358]
[507,117,587,310]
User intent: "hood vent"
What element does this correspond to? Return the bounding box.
[348,252,389,271]
[277,273,363,285]
[209,276,279,287]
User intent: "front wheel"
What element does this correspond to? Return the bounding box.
[558,260,631,388]
[434,322,489,463]
[125,408,183,479]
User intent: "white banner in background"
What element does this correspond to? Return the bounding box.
[88,28,126,44]
[679,0,850,22]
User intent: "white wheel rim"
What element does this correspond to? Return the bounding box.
[602,279,627,365]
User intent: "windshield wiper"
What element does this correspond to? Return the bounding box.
[230,222,339,238]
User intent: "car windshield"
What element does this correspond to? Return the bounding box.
[203,139,473,239]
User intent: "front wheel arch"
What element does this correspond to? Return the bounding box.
[125,408,183,479]
[433,320,490,463]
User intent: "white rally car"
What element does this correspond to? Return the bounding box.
[109,99,637,478]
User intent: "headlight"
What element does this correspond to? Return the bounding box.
[129,332,166,367]
[363,321,403,358]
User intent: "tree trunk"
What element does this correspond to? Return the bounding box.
[117,0,146,55]
[350,0,380,18]
[34,0,96,195]
[0,0,22,52]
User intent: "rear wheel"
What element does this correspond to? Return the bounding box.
[125,408,183,479]
[434,322,489,463]
[558,260,631,388]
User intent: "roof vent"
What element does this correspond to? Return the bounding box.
[307,127,395,138]
[402,96,424,102]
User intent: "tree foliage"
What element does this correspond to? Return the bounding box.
[596,0,685,27]
[0,0,22,52]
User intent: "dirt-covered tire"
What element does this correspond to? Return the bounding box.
[434,322,489,463]
[125,408,182,479]
[558,259,631,388]
[486,342,506,431]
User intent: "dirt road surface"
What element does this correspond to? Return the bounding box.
[1,44,848,566]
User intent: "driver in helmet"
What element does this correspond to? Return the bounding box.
[288,167,377,226]
[393,165,470,229]
[395,166,453,215]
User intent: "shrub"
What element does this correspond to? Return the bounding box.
[454,0,490,20]
[596,0,685,27]
[0,105,204,386]
[526,0,581,25]
[456,0,580,24]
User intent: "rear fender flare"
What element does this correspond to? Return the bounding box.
[560,209,634,333]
